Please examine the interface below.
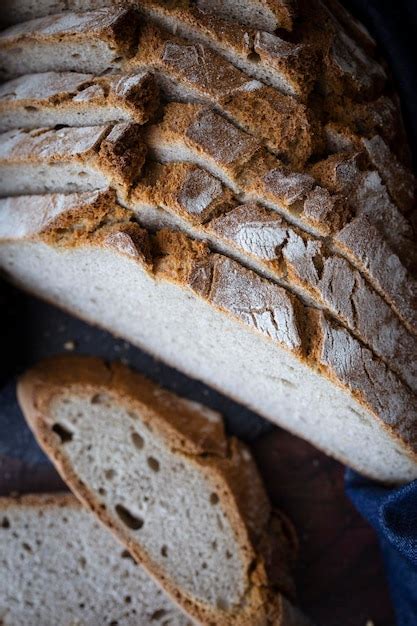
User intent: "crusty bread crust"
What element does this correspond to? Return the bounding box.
[17,354,303,626]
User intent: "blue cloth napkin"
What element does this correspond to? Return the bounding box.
[346,470,417,626]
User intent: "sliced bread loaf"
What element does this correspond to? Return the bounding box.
[0,71,159,131]
[0,8,140,78]
[144,102,417,335]
[2,193,417,483]
[0,493,191,626]
[0,123,146,196]
[17,355,306,626]
[131,161,417,393]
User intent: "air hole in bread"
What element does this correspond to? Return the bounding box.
[104,468,115,480]
[91,393,110,405]
[217,515,224,531]
[115,504,144,530]
[202,562,207,569]
[78,171,88,178]
[79,602,85,609]
[280,378,296,389]
[52,422,73,443]
[225,550,232,559]
[124,595,132,604]
[1,517,10,529]
[71,53,81,58]
[210,492,219,505]
[216,597,229,610]
[131,432,145,450]
[24,105,38,112]
[120,549,135,562]
[147,456,160,472]
[98,487,107,496]
[113,56,123,63]
[150,609,167,621]
[79,557,86,568]
[22,542,32,553]
[160,545,168,557]
[247,51,261,63]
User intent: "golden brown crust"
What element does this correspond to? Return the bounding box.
[17,354,296,625]
[0,492,77,510]
[134,161,236,224]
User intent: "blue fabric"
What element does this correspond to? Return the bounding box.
[346,470,417,625]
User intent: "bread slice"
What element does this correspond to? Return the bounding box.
[0,8,140,78]
[17,355,306,625]
[0,123,146,196]
[194,0,296,32]
[0,71,159,131]
[2,193,417,483]
[0,493,192,626]
[130,161,417,393]
[136,0,313,99]
[145,102,417,336]
[127,23,318,169]
[0,0,120,26]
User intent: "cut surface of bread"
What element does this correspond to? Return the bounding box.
[0,493,191,626]
[2,193,417,484]
[17,355,306,626]
[0,8,140,78]
[0,123,146,196]
[0,71,159,131]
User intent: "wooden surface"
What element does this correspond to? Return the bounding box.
[0,282,395,626]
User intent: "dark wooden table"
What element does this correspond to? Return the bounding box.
[0,282,395,626]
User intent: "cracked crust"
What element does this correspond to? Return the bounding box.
[17,354,301,626]
[0,71,160,130]
[129,23,318,168]
[136,0,312,100]
[132,163,417,391]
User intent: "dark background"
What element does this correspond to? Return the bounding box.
[1,2,416,625]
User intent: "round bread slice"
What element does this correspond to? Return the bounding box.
[17,355,308,626]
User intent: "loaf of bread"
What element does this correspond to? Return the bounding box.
[17,354,308,626]
[0,493,192,625]
[0,0,416,484]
